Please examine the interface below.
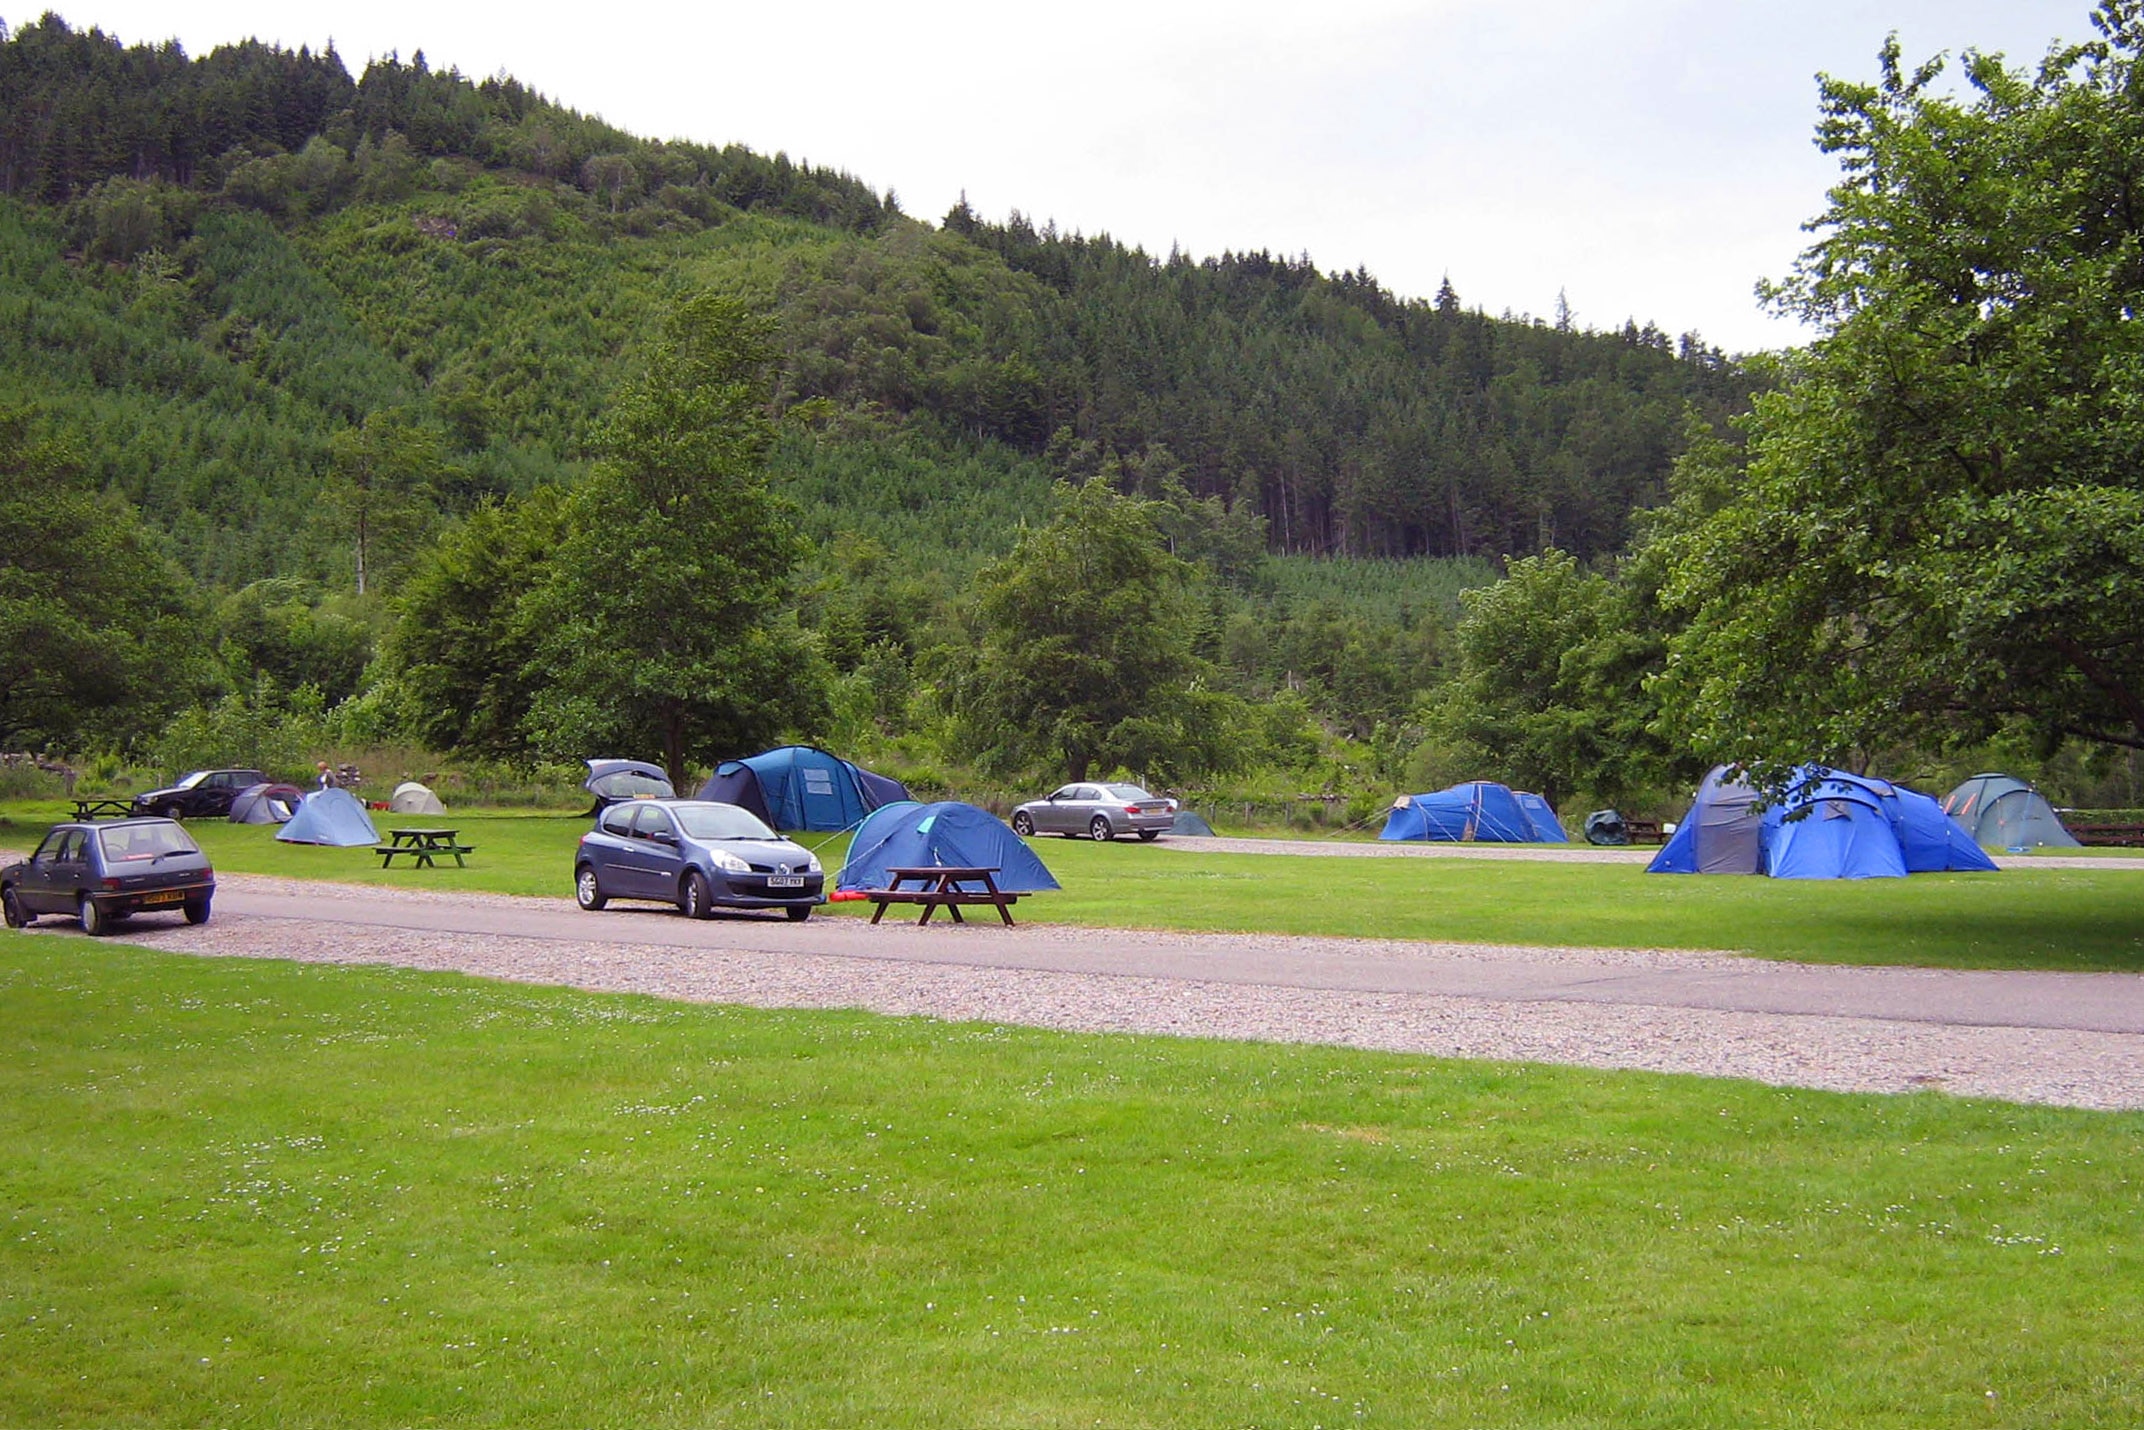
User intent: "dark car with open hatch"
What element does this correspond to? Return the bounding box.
[2,818,215,935]
[574,799,824,920]
[131,768,272,820]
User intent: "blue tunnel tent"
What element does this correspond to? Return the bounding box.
[696,745,910,832]
[1943,773,2080,849]
[1379,781,1566,842]
[837,802,1061,894]
[1649,766,1997,878]
[275,787,380,847]
[229,782,305,824]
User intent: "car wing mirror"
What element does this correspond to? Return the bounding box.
[649,830,678,845]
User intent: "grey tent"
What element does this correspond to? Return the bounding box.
[1169,810,1217,836]
[229,782,305,824]
[389,781,447,816]
[1942,774,2079,849]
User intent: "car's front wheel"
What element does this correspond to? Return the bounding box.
[78,895,112,936]
[1089,816,1114,842]
[1,886,30,928]
[681,871,715,920]
[785,904,811,922]
[574,864,608,911]
[184,895,212,926]
[1011,811,1035,837]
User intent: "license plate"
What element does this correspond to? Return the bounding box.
[766,875,805,888]
[139,890,184,906]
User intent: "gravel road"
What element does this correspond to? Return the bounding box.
[17,869,2141,1113]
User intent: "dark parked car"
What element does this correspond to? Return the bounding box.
[132,769,272,820]
[574,799,823,921]
[2,818,215,935]
[1011,783,1178,841]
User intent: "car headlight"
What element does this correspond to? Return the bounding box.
[805,853,822,874]
[706,850,751,874]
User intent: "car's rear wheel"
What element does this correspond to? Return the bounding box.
[184,895,212,926]
[574,864,608,911]
[1011,811,1035,837]
[155,802,182,820]
[78,895,112,936]
[785,904,811,922]
[1089,816,1113,842]
[1,886,30,928]
[681,871,714,920]
[1138,830,1160,841]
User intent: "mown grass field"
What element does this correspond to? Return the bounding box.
[4,939,2140,1428]
[4,802,2140,973]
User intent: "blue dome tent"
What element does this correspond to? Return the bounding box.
[697,745,911,833]
[1379,782,1565,842]
[1943,773,2079,849]
[1649,766,1996,878]
[275,787,380,847]
[837,802,1061,894]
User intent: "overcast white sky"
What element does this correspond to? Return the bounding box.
[23,0,2094,353]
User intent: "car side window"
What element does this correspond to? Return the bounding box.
[631,806,676,840]
[1050,786,1077,802]
[56,832,88,863]
[1074,786,1101,802]
[599,805,636,837]
[32,831,68,863]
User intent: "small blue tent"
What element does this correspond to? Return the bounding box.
[275,787,380,847]
[837,801,1061,893]
[697,745,911,832]
[1650,766,1996,878]
[1379,782,1564,842]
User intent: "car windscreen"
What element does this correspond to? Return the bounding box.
[589,772,675,799]
[1102,784,1154,801]
[673,805,778,841]
[97,824,202,861]
[175,771,212,788]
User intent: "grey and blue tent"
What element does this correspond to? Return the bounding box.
[1379,781,1565,842]
[275,787,379,847]
[1649,766,1996,878]
[1942,774,2079,849]
[837,801,1060,894]
[229,782,305,824]
[696,745,910,832]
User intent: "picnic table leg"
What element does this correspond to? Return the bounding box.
[869,898,889,925]
[994,897,1015,927]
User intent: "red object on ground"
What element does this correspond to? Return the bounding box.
[828,889,867,902]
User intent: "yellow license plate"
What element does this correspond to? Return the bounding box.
[139,890,185,906]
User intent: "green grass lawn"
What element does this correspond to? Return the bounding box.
[4,802,2142,972]
[4,939,2138,1428]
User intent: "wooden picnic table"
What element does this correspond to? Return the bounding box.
[865,865,1021,926]
[376,827,473,869]
[1622,818,1668,845]
[2066,822,2144,847]
[72,797,137,821]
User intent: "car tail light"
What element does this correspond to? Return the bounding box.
[101,878,123,890]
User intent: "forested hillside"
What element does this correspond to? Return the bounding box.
[0,12,1787,812]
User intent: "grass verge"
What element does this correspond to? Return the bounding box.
[3,938,2139,1428]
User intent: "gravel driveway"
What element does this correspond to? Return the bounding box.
[16,869,2140,1113]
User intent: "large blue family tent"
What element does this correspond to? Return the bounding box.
[275,787,380,847]
[837,801,1061,893]
[1379,781,1566,842]
[697,745,911,832]
[1649,766,1996,878]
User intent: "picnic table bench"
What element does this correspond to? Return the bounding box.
[71,797,137,821]
[1621,818,1667,845]
[2066,822,2144,847]
[865,865,1021,926]
[376,827,474,868]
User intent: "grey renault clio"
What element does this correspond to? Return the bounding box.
[573,799,824,921]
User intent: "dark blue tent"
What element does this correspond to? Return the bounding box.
[697,745,911,832]
[1379,782,1563,842]
[1650,766,1997,878]
[276,788,379,847]
[1512,791,1569,842]
[837,801,1061,893]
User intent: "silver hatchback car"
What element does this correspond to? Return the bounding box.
[1011,783,1177,842]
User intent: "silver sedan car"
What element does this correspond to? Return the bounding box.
[1011,783,1177,842]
